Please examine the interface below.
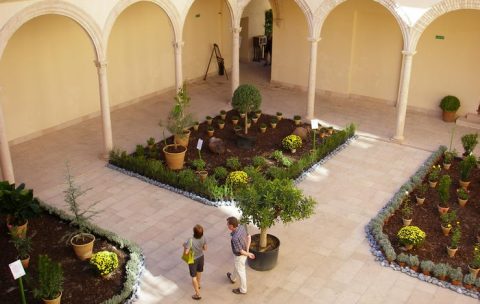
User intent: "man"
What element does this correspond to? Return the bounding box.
[226,216,255,295]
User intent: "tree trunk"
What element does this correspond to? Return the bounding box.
[244,113,248,135]
[260,227,268,249]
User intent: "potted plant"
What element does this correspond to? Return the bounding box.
[282,135,302,153]
[235,178,316,271]
[161,84,193,169]
[469,243,480,278]
[448,267,463,285]
[191,158,208,182]
[457,188,469,207]
[220,110,227,120]
[34,255,64,304]
[464,273,476,289]
[459,155,476,189]
[207,125,214,137]
[64,166,99,260]
[270,117,278,129]
[206,115,213,125]
[407,254,420,272]
[293,115,302,125]
[193,121,199,131]
[443,150,457,170]
[396,225,426,250]
[401,197,413,226]
[276,112,283,121]
[255,109,262,118]
[439,95,460,122]
[90,250,119,278]
[420,260,434,276]
[231,84,262,138]
[440,211,456,236]
[231,115,239,126]
[9,229,34,268]
[396,252,409,267]
[259,123,267,133]
[0,181,41,238]
[428,165,441,188]
[437,175,451,214]
[447,223,461,257]
[415,183,427,205]
[432,263,448,280]
[461,133,478,157]
[218,119,225,130]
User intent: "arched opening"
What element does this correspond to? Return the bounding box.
[0,14,98,143]
[107,1,176,108]
[183,0,232,82]
[317,0,403,105]
[410,10,480,116]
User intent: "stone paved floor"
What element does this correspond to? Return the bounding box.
[6,63,480,303]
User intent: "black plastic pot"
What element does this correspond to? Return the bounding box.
[248,234,280,271]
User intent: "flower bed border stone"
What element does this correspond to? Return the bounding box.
[366,145,480,299]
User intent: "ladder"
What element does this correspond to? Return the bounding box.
[204,43,229,80]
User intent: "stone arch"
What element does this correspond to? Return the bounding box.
[411,0,480,50]
[0,1,104,62]
[183,0,234,28]
[313,0,410,46]
[104,0,181,50]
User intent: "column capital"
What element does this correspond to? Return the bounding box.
[308,37,321,43]
[232,27,242,34]
[173,41,184,49]
[401,50,416,56]
[94,60,108,69]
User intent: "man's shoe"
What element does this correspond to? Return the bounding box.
[232,288,246,295]
[226,272,235,284]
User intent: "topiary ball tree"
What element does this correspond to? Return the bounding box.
[232,84,262,135]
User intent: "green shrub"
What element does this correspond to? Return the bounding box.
[420,260,434,273]
[90,251,119,276]
[432,263,448,278]
[439,95,460,112]
[190,159,206,171]
[437,175,451,206]
[407,254,419,267]
[213,166,228,180]
[226,157,242,170]
[266,166,289,180]
[397,226,426,247]
[282,135,303,151]
[448,266,463,282]
[226,171,249,187]
[464,273,476,285]
[461,133,478,156]
[459,155,476,181]
[396,253,409,264]
[34,255,64,300]
[135,145,145,157]
[252,156,267,168]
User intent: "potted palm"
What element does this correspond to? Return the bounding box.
[439,95,460,122]
[34,255,64,304]
[459,155,476,189]
[235,178,316,271]
[64,166,99,260]
[231,84,262,148]
[0,181,41,238]
[161,84,193,169]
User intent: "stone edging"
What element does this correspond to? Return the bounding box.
[365,146,480,299]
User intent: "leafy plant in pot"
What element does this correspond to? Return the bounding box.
[461,133,478,157]
[160,84,193,169]
[235,177,316,271]
[459,155,476,189]
[231,84,262,148]
[9,228,35,268]
[34,254,64,304]
[64,165,100,260]
[437,175,451,214]
[439,95,460,122]
[0,181,41,238]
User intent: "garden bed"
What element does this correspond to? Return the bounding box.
[367,146,480,298]
[109,110,356,203]
[0,202,143,304]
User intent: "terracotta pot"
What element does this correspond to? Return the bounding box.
[294,119,301,126]
[193,124,199,131]
[260,127,266,133]
[469,265,480,278]
[71,233,95,260]
[410,266,419,272]
[437,205,449,215]
[252,117,259,124]
[422,270,430,276]
[232,119,239,125]
[402,218,412,226]
[459,180,470,190]
[438,275,446,280]
[270,123,277,129]
[20,255,30,269]
[163,144,187,170]
[447,246,458,258]
[207,130,214,137]
[290,149,297,154]
[441,225,451,236]
[197,171,208,182]
[7,219,28,239]
[416,196,425,205]
[398,262,406,267]
[458,198,468,207]
[220,113,226,120]
[174,130,191,147]
[218,123,225,130]
[465,284,473,290]
[240,113,246,119]
[443,163,451,170]
[276,115,282,121]
[442,111,457,122]
[405,244,413,251]
[206,119,213,125]
[429,181,437,188]
[451,280,461,286]
[43,292,62,304]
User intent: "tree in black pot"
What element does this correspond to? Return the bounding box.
[235,177,316,271]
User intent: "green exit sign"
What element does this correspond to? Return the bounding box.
[435,35,445,40]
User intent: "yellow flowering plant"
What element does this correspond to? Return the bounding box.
[90,251,119,276]
[227,171,249,187]
[397,226,426,247]
[282,135,302,151]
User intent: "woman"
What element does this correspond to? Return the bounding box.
[183,224,207,300]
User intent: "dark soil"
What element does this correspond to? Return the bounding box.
[383,156,480,273]
[0,211,127,303]
[149,110,336,174]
